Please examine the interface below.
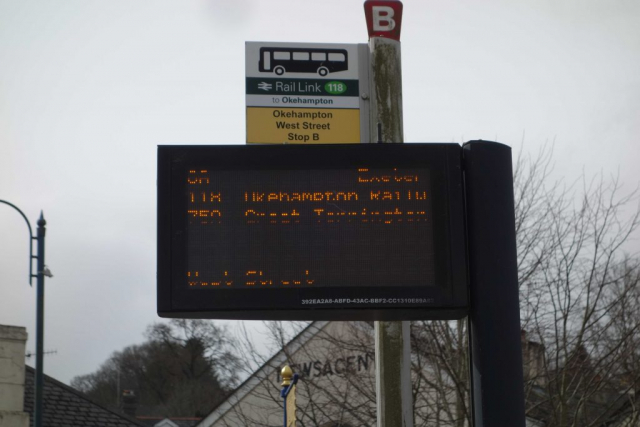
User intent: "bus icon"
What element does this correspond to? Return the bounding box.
[259,47,348,77]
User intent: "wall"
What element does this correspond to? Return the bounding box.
[0,325,29,427]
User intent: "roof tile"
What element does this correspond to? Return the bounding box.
[24,366,145,427]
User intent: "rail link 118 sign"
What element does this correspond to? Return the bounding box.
[157,144,468,320]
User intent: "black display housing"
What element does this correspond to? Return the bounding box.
[158,144,468,320]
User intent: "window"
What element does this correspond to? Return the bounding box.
[293,52,310,61]
[312,52,326,61]
[274,51,290,60]
[328,53,346,62]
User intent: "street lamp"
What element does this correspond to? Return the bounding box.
[0,200,50,427]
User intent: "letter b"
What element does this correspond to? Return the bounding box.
[364,1,403,41]
[372,6,395,31]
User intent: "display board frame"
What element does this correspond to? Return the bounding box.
[157,143,468,320]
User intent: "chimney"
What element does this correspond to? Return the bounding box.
[121,389,138,418]
[0,324,30,427]
[521,329,546,386]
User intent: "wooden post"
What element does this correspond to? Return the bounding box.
[364,2,412,427]
[369,36,404,143]
[375,321,413,427]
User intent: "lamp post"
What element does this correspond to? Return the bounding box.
[0,200,49,427]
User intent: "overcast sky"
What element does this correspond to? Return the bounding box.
[1,0,639,385]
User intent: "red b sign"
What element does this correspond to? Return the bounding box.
[364,0,403,41]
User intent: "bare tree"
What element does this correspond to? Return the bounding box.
[410,319,469,427]
[520,166,640,426]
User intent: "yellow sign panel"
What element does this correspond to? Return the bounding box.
[247,107,360,144]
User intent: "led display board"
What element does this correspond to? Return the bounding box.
[157,144,468,320]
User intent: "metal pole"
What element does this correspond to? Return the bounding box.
[0,201,47,426]
[0,199,35,285]
[463,141,526,427]
[365,3,413,426]
[34,212,46,427]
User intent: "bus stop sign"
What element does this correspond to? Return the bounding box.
[245,42,365,144]
[364,0,403,41]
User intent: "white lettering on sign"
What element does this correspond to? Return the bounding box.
[372,6,396,32]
